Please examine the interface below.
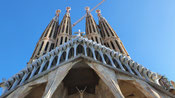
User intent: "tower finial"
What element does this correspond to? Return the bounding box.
[56,9,61,17]
[66,7,71,13]
[96,9,101,17]
[85,7,90,13]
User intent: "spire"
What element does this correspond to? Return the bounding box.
[85,7,103,44]
[66,6,71,15]
[56,7,72,46]
[28,9,61,64]
[96,9,129,57]
[54,9,61,21]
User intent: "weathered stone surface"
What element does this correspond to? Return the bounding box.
[43,62,73,98]
[87,62,124,98]
[6,75,48,98]
[4,60,174,98]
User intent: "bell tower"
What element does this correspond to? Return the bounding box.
[28,9,61,64]
[1,6,175,98]
[56,7,72,46]
[96,9,129,57]
[85,7,103,44]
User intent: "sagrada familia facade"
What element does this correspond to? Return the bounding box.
[0,7,175,98]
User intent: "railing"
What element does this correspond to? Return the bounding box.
[1,36,170,95]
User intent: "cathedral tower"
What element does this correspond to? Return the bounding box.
[1,7,175,98]
[28,10,61,64]
[85,7,103,44]
[56,7,72,46]
[96,10,129,57]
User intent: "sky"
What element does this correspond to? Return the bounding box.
[0,0,175,94]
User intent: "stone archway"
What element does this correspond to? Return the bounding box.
[118,80,153,98]
[50,61,117,98]
[23,83,47,98]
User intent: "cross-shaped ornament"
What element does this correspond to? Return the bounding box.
[74,29,85,37]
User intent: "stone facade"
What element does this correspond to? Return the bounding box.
[0,7,175,98]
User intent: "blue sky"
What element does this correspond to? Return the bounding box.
[0,0,175,94]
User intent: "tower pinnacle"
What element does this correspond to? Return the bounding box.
[85,7,90,13]
[55,7,72,46]
[66,7,71,14]
[54,9,61,21]
[28,9,61,64]
[96,9,101,17]
[56,9,61,16]
[85,7,103,44]
[96,10,129,57]
[2,7,175,98]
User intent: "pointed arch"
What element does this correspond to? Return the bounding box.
[37,41,44,55]
[95,51,102,62]
[122,63,130,73]
[132,68,138,76]
[44,42,49,51]
[110,41,115,50]
[16,73,25,86]
[65,37,67,42]
[60,51,66,63]
[53,25,58,39]
[50,56,58,68]
[115,40,122,53]
[112,59,120,69]
[49,23,55,38]
[42,61,49,72]
[76,44,84,55]
[62,20,65,33]
[60,37,63,45]
[95,37,99,43]
[7,80,14,90]
[68,47,74,59]
[33,67,40,76]
[23,73,32,83]
[121,62,135,75]
[66,21,69,34]
[49,43,54,51]
[86,47,93,58]
[103,54,112,66]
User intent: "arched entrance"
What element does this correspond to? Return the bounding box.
[51,61,116,98]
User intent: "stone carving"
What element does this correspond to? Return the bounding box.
[76,86,87,98]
